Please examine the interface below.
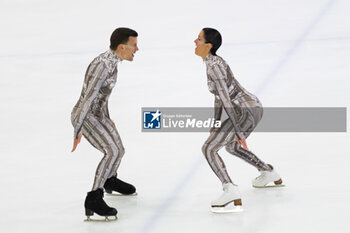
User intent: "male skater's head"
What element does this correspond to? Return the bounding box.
[110,27,139,61]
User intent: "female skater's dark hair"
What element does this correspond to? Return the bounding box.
[202,28,222,55]
[110,27,138,50]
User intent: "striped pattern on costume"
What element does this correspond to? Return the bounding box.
[71,50,125,190]
[203,54,271,184]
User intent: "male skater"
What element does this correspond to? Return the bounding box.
[71,27,138,220]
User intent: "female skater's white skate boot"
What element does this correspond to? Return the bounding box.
[252,165,284,188]
[210,183,243,213]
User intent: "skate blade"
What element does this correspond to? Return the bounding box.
[84,216,118,222]
[253,178,285,188]
[106,192,138,196]
[252,184,285,189]
[210,202,243,213]
[210,206,243,213]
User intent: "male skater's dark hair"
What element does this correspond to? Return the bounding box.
[110,27,138,50]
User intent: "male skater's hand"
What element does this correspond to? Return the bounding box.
[71,132,82,152]
[236,136,248,150]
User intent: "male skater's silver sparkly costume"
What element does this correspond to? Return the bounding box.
[71,50,125,191]
[202,54,272,184]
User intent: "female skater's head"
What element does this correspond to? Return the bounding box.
[194,28,222,59]
[110,27,139,61]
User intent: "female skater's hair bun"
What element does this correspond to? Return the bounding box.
[202,28,222,56]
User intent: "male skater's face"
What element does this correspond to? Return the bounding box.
[121,36,139,61]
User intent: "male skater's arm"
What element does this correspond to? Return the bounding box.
[104,102,116,126]
[73,62,108,139]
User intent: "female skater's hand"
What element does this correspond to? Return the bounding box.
[71,132,82,152]
[209,127,217,134]
[236,137,248,150]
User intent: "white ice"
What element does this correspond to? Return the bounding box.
[0,0,349,233]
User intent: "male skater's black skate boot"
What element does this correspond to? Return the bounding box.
[104,177,136,195]
[84,188,117,221]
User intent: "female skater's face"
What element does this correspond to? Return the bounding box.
[194,30,211,58]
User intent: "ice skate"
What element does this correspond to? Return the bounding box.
[210,183,243,213]
[252,165,285,188]
[104,177,137,196]
[84,188,118,222]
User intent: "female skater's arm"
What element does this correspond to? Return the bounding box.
[214,96,223,121]
[104,100,110,118]
[210,63,244,140]
[210,96,223,133]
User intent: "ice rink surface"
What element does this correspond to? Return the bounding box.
[1,0,349,232]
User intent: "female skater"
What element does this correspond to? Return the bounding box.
[194,28,284,213]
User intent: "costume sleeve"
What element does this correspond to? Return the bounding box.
[214,95,223,121]
[104,100,110,118]
[73,62,108,139]
[210,63,244,139]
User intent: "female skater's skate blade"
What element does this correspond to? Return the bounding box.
[252,178,285,188]
[210,200,243,213]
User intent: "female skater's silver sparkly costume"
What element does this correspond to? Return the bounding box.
[71,50,125,191]
[202,54,272,184]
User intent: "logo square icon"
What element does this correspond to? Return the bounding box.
[143,110,161,129]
